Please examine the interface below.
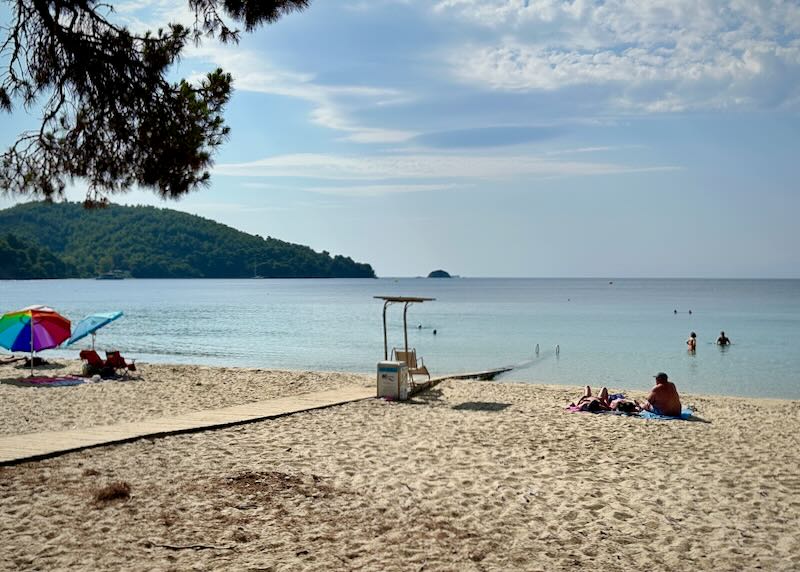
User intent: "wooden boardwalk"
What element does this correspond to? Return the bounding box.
[410,366,513,395]
[0,385,374,466]
[0,368,511,466]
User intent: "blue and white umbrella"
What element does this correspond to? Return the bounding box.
[65,311,123,349]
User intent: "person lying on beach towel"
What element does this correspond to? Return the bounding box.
[570,386,641,413]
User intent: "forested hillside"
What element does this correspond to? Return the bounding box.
[0,202,375,279]
[0,234,76,279]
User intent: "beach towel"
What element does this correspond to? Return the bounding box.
[5,375,85,387]
[639,407,694,421]
[566,398,694,420]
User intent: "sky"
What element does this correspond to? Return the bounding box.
[1,0,799,278]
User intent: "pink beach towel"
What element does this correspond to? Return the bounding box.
[6,375,85,387]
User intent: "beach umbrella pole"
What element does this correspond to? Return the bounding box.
[30,315,34,377]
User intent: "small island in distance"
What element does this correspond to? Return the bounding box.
[427,269,452,278]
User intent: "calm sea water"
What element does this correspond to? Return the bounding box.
[1,278,798,399]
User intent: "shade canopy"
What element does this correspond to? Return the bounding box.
[65,311,123,347]
[373,296,435,303]
[374,296,435,361]
[0,305,71,352]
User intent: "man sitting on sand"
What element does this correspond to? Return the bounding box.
[640,372,682,417]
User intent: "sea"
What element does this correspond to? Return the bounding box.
[1,278,798,399]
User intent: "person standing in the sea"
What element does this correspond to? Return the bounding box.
[686,332,697,352]
[717,331,731,346]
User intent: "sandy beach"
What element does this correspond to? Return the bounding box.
[1,361,798,571]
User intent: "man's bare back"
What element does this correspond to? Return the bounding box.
[643,372,682,417]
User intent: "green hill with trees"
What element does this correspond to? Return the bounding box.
[0,202,375,279]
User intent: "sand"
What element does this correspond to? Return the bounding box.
[0,361,798,571]
[0,361,372,435]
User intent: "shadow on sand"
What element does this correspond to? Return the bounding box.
[452,401,512,412]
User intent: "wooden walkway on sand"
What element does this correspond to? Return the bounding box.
[0,385,374,466]
[0,368,512,466]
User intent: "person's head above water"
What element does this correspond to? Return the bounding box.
[720,331,725,336]
[690,332,696,338]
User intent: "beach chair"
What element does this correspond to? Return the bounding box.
[79,349,110,377]
[392,348,431,383]
[105,351,136,377]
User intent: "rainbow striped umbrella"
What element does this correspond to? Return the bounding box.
[0,305,71,375]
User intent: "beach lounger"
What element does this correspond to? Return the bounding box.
[392,348,430,383]
[105,351,136,377]
[79,349,109,376]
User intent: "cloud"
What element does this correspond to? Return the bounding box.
[301,183,459,196]
[185,44,417,144]
[183,201,290,214]
[241,180,456,197]
[434,0,800,111]
[112,0,417,143]
[545,145,640,156]
[112,0,196,33]
[215,151,679,182]
[413,125,562,148]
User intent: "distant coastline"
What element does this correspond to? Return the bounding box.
[0,201,375,280]
[96,270,127,280]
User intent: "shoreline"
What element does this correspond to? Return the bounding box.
[2,359,795,435]
[0,363,798,570]
[0,354,800,404]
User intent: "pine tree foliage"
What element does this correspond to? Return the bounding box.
[0,0,309,205]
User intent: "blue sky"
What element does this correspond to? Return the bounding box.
[1,0,799,277]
